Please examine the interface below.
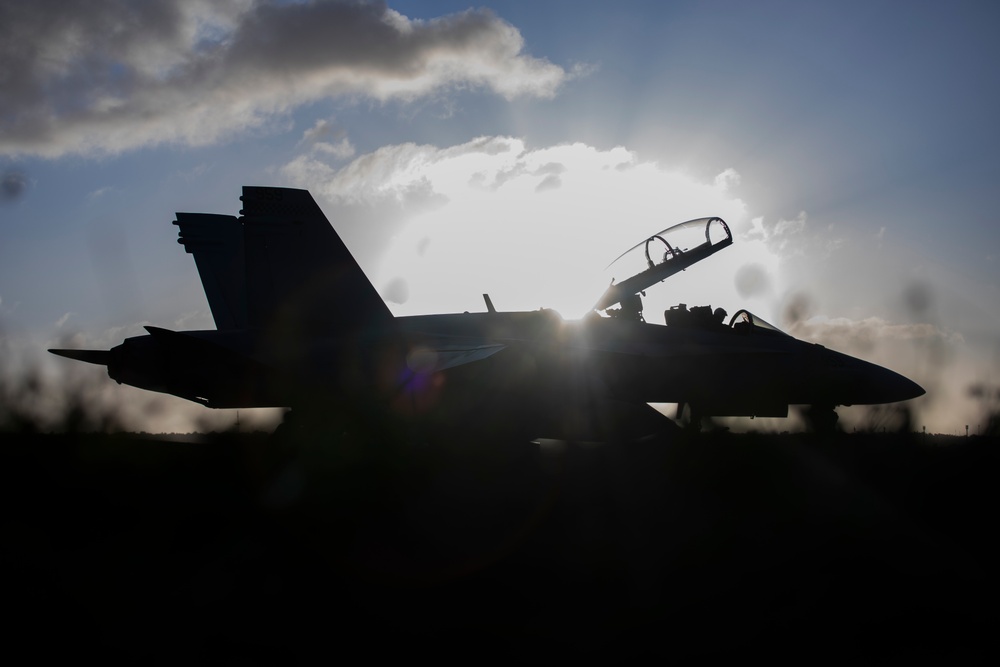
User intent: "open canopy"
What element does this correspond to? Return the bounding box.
[594,217,732,311]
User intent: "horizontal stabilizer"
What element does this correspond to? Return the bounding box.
[143,326,228,355]
[48,349,111,366]
[143,325,179,338]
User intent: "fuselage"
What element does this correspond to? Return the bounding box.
[94,309,924,438]
[397,311,924,413]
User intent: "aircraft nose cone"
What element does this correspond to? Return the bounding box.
[845,356,925,404]
[813,349,925,405]
[874,366,925,403]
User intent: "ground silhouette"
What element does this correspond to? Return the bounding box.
[3,428,997,661]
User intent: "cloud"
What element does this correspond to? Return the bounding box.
[172,310,214,331]
[787,316,962,355]
[176,162,214,182]
[86,186,117,202]
[714,168,741,190]
[314,139,356,159]
[298,118,355,159]
[300,118,336,145]
[744,211,808,251]
[0,0,569,158]
[283,136,757,318]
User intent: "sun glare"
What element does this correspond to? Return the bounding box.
[373,139,781,321]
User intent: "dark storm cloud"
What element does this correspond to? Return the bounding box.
[0,0,567,157]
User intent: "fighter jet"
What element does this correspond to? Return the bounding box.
[50,187,924,439]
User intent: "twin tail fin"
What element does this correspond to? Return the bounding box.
[174,187,393,333]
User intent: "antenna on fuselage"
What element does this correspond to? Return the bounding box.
[483,293,496,314]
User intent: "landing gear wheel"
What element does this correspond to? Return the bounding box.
[677,402,703,433]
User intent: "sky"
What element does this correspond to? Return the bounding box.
[1,0,998,434]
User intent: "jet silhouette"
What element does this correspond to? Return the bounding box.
[51,187,923,438]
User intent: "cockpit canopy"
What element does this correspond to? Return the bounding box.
[727,309,789,336]
[594,217,732,312]
[661,305,789,336]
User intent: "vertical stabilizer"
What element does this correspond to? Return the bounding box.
[174,213,248,330]
[239,186,394,332]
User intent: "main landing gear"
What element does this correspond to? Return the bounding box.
[802,404,839,433]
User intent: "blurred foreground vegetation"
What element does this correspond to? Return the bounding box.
[3,427,998,661]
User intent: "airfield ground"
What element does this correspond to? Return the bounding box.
[2,429,998,661]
